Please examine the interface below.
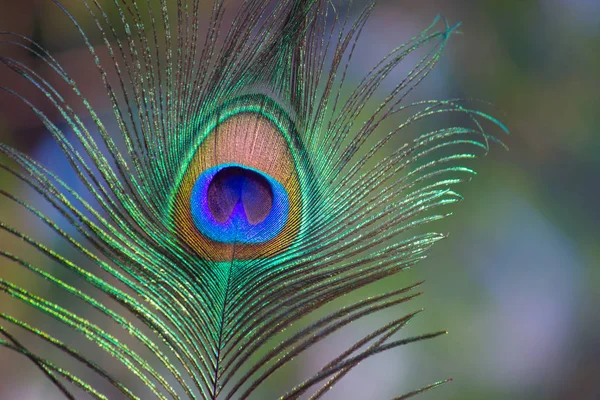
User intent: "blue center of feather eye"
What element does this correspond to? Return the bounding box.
[190,164,289,243]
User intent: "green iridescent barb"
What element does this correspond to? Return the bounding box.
[0,0,507,399]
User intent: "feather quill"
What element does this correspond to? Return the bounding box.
[0,0,506,398]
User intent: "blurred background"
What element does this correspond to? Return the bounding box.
[0,0,598,399]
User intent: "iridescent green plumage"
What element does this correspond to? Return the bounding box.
[0,0,506,398]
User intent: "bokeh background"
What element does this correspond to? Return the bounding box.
[0,0,598,399]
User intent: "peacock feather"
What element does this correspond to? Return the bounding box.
[0,0,507,399]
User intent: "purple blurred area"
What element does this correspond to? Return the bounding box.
[0,1,598,399]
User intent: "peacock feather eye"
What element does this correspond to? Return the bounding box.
[171,96,304,261]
